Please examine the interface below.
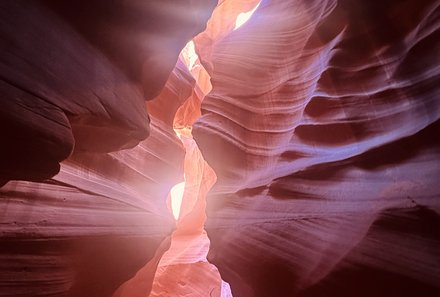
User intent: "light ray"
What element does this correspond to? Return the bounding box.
[234,1,261,30]
[170,181,185,220]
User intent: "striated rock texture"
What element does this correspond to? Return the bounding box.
[0,1,216,296]
[0,0,216,182]
[192,0,440,296]
[115,51,227,295]
[0,117,182,297]
[148,129,225,297]
[1,0,440,296]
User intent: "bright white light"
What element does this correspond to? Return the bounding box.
[170,181,185,220]
[181,40,198,71]
[234,2,261,30]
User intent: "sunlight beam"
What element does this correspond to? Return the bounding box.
[170,181,185,220]
[234,1,261,30]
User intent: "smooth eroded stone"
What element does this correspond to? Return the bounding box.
[0,0,216,181]
[192,0,440,296]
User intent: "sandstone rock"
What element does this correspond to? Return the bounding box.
[0,0,216,182]
[192,0,440,296]
[1,0,440,296]
[0,2,216,292]
[0,114,183,296]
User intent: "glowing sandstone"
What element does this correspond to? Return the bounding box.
[0,0,439,297]
[193,0,440,296]
[112,27,227,296]
[149,129,226,297]
[112,116,227,297]
[0,1,216,296]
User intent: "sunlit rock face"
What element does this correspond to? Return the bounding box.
[193,0,440,296]
[114,49,227,295]
[1,0,440,296]
[0,1,216,296]
[0,0,216,182]
[0,67,187,297]
[148,130,225,297]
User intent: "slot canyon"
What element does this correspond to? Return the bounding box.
[0,0,439,296]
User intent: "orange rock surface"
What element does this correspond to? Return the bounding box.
[1,1,439,297]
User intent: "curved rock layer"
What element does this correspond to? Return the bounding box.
[0,1,217,294]
[114,81,228,296]
[149,130,226,297]
[192,0,440,296]
[1,0,439,296]
[0,0,216,182]
[0,114,183,297]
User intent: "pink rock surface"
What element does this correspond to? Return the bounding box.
[0,1,216,293]
[0,0,216,182]
[0,115,182,296]
[150,262,223,297]
[122,126,223,296]
[1,0,440,296]
[192,0,440,296]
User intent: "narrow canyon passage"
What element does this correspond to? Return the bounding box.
[0,1,439,297]
[112,33,235,296]
[149,127,231,297]
[112,4,262,296]
[148,5,264,295]
[112,126,231,297]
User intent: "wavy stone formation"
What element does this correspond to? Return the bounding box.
[1,0,440,297]
[0,1,216,296]
[192,0,440,296]
[0,92,184,297]
[0,0,216,182]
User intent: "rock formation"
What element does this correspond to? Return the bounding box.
[192,0,440,296]
[0,0,216,182]
[0,1,215,296]
[1,0,440,297]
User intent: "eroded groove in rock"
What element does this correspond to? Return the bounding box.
[0,1,218,295]
[115,39,232,297]
[1,0,439,296]
[192,0,440,296]
[0,0,216,182]
[148,128,226,297]
[0,115,183,297]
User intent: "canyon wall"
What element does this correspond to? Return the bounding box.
[0,0,439,296]
[0,1,215,296]
[192,0,440,296]
[0,0,216,182]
